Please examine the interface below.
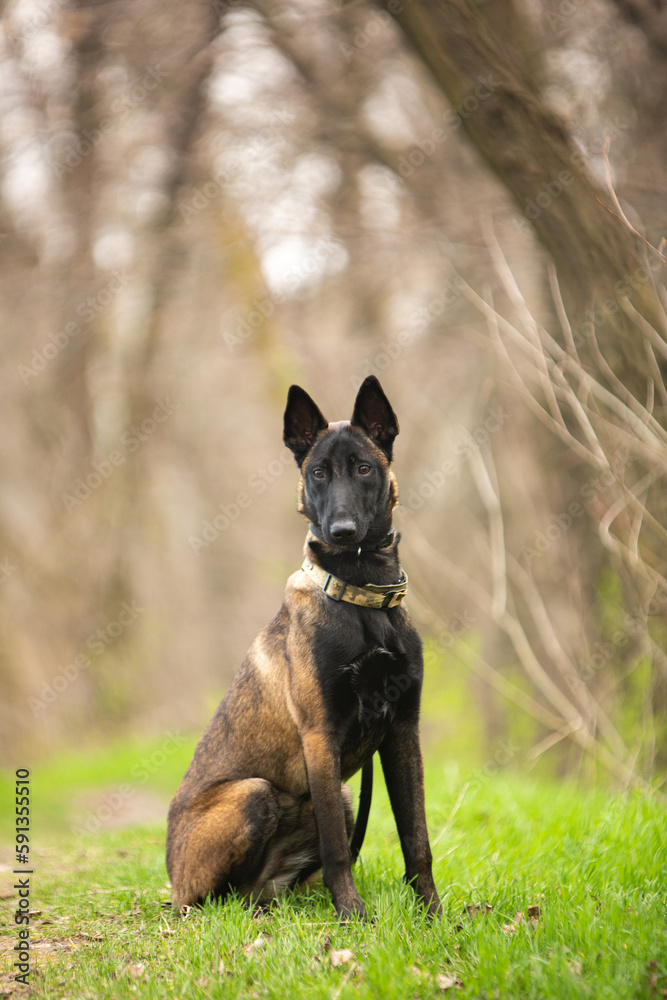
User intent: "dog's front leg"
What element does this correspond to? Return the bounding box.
[301,727,366,920]
[379,719,442,918]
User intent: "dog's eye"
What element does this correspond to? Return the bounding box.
[311,467,325,479]
[358,464,371,475]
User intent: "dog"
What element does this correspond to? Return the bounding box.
[166,376,441,920]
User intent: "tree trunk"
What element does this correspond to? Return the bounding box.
[379,0,667,397]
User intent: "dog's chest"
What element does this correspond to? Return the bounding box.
[343,645,407,708]
[333,645,413,776]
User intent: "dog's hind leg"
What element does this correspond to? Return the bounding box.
[271,784,355,893]
[250,795,321,901]
[167,777,287,910]
[251,784,357,901]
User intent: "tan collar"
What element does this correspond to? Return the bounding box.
[301,558,407,609]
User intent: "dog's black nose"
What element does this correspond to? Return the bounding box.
[330,520,357,544]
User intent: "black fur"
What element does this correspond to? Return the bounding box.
[166,376,442,921]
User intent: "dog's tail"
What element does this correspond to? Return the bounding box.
[349,756,373,864]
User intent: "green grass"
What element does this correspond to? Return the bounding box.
[1,740,666,999]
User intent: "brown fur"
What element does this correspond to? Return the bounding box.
[166,377,441,920]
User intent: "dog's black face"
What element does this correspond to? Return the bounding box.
[283,376,399,548]
[301,423,389,546]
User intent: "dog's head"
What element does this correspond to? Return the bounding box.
[283,376,399,548]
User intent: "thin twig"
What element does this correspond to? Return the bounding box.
[526,720,587,763]
[431,782,469,847]
[507,554,630,763]
[468,445,506,618]
[547,261,581,362]
[600,135,667,263]
[484,221,566,429]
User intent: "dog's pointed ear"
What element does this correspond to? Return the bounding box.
[351,376,399,460]
[283,385,328,465]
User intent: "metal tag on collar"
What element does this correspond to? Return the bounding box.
[359,528,395,554]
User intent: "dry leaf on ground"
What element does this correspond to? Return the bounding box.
[243,935,270,958]
[436,973,463,990]
[502,906,541,933]
[329,948,354,967]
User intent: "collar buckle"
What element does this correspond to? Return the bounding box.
[381,587,407,608]
[323,572,346,601]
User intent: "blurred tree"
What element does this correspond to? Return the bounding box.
[379,0,667,393]
[612,0,667,56]
[0,0,664,784]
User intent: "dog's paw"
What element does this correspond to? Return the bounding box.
[335,897,368,922]
[422,894,443,921]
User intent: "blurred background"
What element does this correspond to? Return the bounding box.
[1,0,666,803]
